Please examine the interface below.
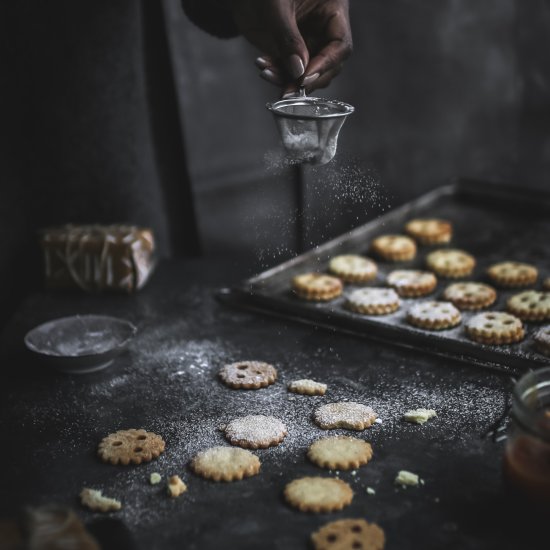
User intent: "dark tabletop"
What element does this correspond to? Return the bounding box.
[0,260,544,550]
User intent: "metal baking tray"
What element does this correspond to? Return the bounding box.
[219,179,550,374]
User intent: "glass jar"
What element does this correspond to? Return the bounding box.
[503,367,550,504]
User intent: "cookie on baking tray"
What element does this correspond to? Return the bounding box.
[288,379,327,396]
[311,518,386,550]
[507,291,550,322]
[80,488,122,512]
[224,414,287,449]
[219,361,277,390]
[544,277,550,291]
[425,249,475,278]
[405,218,452,245]
[346,287,400,315]
[307,436,373,470]
[406,301,461,330]
[487,261,538,288]
[314,402,377,431]
[328,255,378,284]
[284,477,353,513]
[533,326,550,356]
[97,429,165,466]
[292,273,343,301]
[386,270,437,298]
[442,282,497,311]
[191,446,261,482]
[370,235,416,262]
[465,312,524,345]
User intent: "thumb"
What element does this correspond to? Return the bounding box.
[274,15,309,80]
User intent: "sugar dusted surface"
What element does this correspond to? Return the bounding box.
[224,414,287,446]
[408,301,461,322]
[347,288,400,308]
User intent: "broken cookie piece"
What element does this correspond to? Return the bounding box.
[395,470,422,487]
[403,408,437,425]
[80,489,121,512]
[167,475,187,498]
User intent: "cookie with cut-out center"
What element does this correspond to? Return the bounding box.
[405,218,452,245]
[219,361,277,390]
[97,429,165,466]
[314,402,377,431]
[407,301,461,330]
[346,287,400,315]
[288,379,327,396]
[191,446,260,482]
[443,282,497,310]
[386,269,437,297]
[507,291,550,322]
[487,261,538,288]
[465,311,524,345]
[311,518,386,550]
[534,326,550,356]
[328,255,378,284]
[425,249,475,278]
[284,477,353,513]
[308,436,373,470]
[292,273,343,301]
[370,235,416,262]
[224,414,287,449]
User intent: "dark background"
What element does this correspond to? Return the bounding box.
[0,0,549,326]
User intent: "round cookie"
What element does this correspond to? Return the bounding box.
[443,282,497,310]
[533,326,550,356]
[97,429,165,465]
[465,312,524,345]
[405,218,452,245]
[308,436,373,470]
[219,361,277,390]
[292,273,343,301]
[370,235,416,262]
[311,519,386,550]
[284,477,353,513]
[328,255,377,284]
[425,249,475,278]
[191,446,261,482]
[386,270,437,298]
[288,379,327,396]
[224,415,287,449]
[507,291,550,321]
[346,287,400,315]
[487,261,538,288]
[314,402,377,431]
[407,301,462,330]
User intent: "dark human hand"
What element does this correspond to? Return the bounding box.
[229,0,352,95]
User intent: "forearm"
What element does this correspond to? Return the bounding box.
[181,0,239,38]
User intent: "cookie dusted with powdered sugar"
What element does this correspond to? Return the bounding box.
[407,301,461,330]
[311,519,386,550]
[465,312,524,345]
[191,446,261,482]
[346,287,400,315]
[533,326,550,356]
[425,249,475,278]
[487,261,538,288]
[292,273,343,301]
[219,361,277,390]
[370,235,416,262]
[507,291,550,321]
[288,379,327,396]
[313,402,377,430]
[284,477,353,513]
[223,415,287,449]
[328,254,377,284]
[443,282,497,311]
[386,270,437,297]
[405,218,452,245]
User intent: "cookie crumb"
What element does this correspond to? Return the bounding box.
[366,487,376,495]
[403,408,437,424]
[395,470,421,487]
[80,488,121,512]
[167,475,187,498]
[150,472,161,485]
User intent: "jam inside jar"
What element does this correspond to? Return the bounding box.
[504,367,550,504]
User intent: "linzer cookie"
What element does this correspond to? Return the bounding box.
[346,288,400,315]
[386,270,437,297]
[292,273,343,301]
[487,262,538,288]
[308,436,373,470]
[219,361,277,390]
[533,326,550,356]
[328,255,377,284]
[191,446,260,482]
[284,477,353,513]
[40,224,155,292]
[288,379,327,396]
[370,235,416,262]
[443,282,497,310]
[97,429,165,465]
[425,249,475,278]
[407,301,461,330]
[311,519,386,550]
[314,402,377,430]
[465,312,524,345]
[507,291,550,321]
[224,415,287,449]
[405,218,452,245]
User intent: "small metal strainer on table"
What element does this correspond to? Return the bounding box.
[266,88,354,165]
